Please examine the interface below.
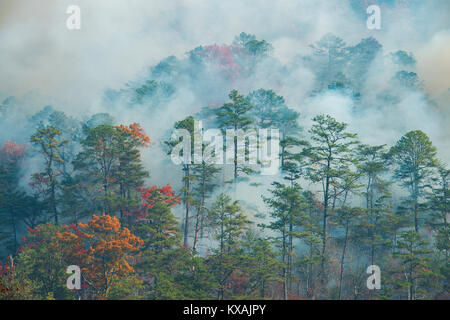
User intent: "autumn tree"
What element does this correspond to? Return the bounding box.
[0,256,34,300]
[132,185,180,253]
[58,214,143,299]
[114,123,150,219]
[130,185,189,299]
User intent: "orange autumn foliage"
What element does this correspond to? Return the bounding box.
[139,184,180,211]
[0,141,26,171]
[115,122,150,147]
[0,257,31,300]
[57,214,143,296]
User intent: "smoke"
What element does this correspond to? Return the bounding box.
[0,0,424,108]
[417,30,450,96]
[0,0,449,201]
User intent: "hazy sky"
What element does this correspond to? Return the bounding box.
[0,0,449,218]
[0,0,448,110]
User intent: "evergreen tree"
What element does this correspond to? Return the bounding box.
[206,194,250,299]
[30,126,69,224]
[0,141,26,253]
[131,185,183,299]
[191,161,220,254]
[295,191,322,299]
[427,164,450,296]
[389,130,438,232]
[263,182,307,299]
[15,224,72,299]
[247,89,301,167]
[307,33,348,89]
[303,114,359,288]
[73,124,122,215]
[114,123,150,220]
[215,90,254,181]
[237,231,282,299]
[356,144,394,268]
[165,116,196,248]
[392,230,435,300]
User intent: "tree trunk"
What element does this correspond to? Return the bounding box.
[192,207,202,254]
[320,173,330,281]
[234,124,238,180]
[338,221,349,300]
[183,164,190,247]
[282,225,288,300]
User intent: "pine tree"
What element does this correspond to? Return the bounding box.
[428,165,449,260]
[303,114,359,289]
[295,191,322,299]
[191,161,220,254]
[30,126,69,224]
[0,141,26,253]
[215,90,254,181]
[72,123,149,218]
[165,116,196,248]
[130,185,183,299]
[427,164,450,296]
[237,231,282,299]
[114,123,150,220]
[357,144,392,268]
[334,205,364,299]
[263,182,307,299]
[206,193,250,299]
[247,89,286,128]
[392,230,434,300]
[389,130,438,232]
[247,89,301,167]
[308,33,348,89]
[328,171,363,300]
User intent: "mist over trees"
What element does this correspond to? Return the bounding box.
[0,30,448,300]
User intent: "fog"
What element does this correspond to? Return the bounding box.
[0,0,449,207]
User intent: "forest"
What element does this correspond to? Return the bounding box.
[0,1,449,301]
